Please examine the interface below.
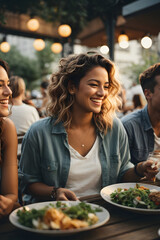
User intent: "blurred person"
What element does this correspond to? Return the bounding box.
[116,85,126,118]
[0,59,18,218]
[31,89,42,111]
[38,80,50,117]
[23,89,35,107]
[18,53,158,204]
[132,94,146,110]
[9,76,39,156]
[116,85,134,117]
[121,63,160,173]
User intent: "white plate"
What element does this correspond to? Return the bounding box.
[100,183,160,214]
[9,201,110,236]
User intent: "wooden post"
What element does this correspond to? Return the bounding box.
[106,13,116,61]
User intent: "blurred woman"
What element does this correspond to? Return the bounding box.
[19,53,158,204]
[38,80,50,117]
[0,59,18,218]
[9,76,39,135]
[8,76,39,159]
[132,94,146,110]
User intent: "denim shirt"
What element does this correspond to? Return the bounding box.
[18,116,133,203]
[121,105,154,164]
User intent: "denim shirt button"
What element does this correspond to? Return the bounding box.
[47,166,50,170]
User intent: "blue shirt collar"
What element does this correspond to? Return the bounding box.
[51,118,67,134]
[50,118,107,137]
[142,105,152,131]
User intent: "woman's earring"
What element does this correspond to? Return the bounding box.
[70,90,75,95]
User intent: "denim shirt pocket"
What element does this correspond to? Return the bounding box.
[41,159,58,185]
[109,154,121,184]
[131,148,148,163]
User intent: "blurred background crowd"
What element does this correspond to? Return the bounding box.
[1,0,159,120]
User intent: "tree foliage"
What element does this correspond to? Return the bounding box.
[123,49,160,84]
[35,41,59,80]
[0,46,40,88]
[0,43,59,89]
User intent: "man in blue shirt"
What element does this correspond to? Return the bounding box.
[121,63,160,165]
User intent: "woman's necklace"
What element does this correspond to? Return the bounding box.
[80,125,95,148]
[66,125,96,149]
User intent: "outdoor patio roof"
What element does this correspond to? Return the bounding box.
[0,0,160,60]
[1,0,159,44]
[77,0,160,47]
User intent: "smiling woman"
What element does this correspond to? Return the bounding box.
[0,62,12,117]
[18,53,158,205]
[0,59,18,218]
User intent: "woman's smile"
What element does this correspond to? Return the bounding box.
[90,98,103,106]
[0,99,9,108]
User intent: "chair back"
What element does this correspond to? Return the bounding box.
[17,133,25,161]
[17,133,25,144]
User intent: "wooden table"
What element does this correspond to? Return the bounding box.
[1,183,160,240]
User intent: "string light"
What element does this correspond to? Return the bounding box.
[141,36,152,49]
[27,18,40,31]
[0,41,10,53]
[58,24,72,37]
[100,45,109,55]
[33,39,45,51]
[51,43,62,53]
[118,31,129,49]
[0,35,10,53]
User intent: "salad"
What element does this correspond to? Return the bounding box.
[110,184,160,209]
[17,201,102,230]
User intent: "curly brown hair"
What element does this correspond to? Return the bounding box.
[139,63,160,93]
[47,53,121,133]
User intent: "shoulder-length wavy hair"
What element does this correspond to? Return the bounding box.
[0,58,10,164]
[47,53,121,133]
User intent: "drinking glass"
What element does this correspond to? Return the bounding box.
[148,151,160,181]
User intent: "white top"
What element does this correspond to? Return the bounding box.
[66,136,102,197]
[154,132,160,179]
[154,132,160,151]
[9,103,39,155]
[9,103,39,134]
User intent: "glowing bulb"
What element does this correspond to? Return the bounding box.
[51,43,62,53]
[119,41,129,49]
[58,24,72,37]
[33,39,45,51]
[0,42,10,53]
[100,45,109,55]
[118,34,129,43]
[27,18,39,31]
[141,36,152,49]
[118,32,129,49]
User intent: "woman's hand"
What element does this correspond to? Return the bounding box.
[0,195,14,218]
[56,188,78,201]
[137,160,159,180]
